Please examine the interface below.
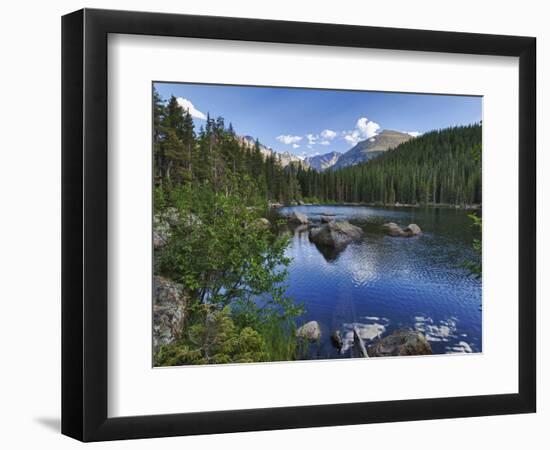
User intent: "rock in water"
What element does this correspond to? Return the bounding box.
[383,222,422,237]
[367,330,432,357]
[288,211,309,224]
[382,222,405,237]
[331,330,343,351]
[296,321,322,341]
[309,221,364,249]
[403,223,422,236]
[320,215,335,223]
[153,276,188,352]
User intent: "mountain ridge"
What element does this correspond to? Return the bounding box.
[304,151,342,171]
[237,135,309,169]
[331,130,413,170]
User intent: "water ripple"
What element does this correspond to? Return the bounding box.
[278,205,482,358]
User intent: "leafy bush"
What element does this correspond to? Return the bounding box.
[154,307,268,366]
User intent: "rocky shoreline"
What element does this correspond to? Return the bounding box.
[296,320,433,358]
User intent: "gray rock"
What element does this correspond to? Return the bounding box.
[296,321,321,341]
[153,215,172,249]
[331,330,343,351]
[153,276,188,352]
[288,211,309,224]
[383,222,422,237]
[255,217,271,229]
[403,223,422,236]
[154,210,202,250]
[367,330,432,357]
[321,215,335,223]
[309,221,364,249]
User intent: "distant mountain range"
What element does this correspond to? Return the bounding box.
[237,135,309,169]
[236,129,414,172]
[305,151,342,171]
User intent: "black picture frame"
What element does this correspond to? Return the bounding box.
[62,8,536,442]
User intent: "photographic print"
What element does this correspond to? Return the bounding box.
[152,83,482,367]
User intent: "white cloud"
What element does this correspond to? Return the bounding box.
[342,117,381,146]
[306,133,318,145]
[320,129,337,140]
[356,117,381,139]
[404,131,422,137]
[343,130,361,146]
[306,130,336,146]
[277,134,303,145]
[176,97,207,120]
[292,143,300,149]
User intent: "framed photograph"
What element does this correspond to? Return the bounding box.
[62,8,536,442]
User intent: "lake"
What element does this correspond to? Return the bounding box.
[275,205,482,358]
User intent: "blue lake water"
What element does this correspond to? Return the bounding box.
[276,205,482,358]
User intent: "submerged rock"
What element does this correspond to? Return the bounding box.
[296,321,321,341]
[309,221,364,249]
[153,276,188,352]
[383,222,422,237]
[367,330,432,357]
[288,211,309,224]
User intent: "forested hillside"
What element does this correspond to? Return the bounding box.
[153,89,302,205]
[296,124,482,206]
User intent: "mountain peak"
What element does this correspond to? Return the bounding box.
[305,151,343,171]
[332,130,412,170]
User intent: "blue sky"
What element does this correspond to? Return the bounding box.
[154,82,482,158]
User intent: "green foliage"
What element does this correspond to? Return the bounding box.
[152,86,305,365]
[154,307,268,366]
[463,212,482,278]
[156,185,292,308]
[296,124,482,206]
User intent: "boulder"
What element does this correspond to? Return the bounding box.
[383,222,422,237]
[153,276,188,352]
[296,321,321,341]
[367,330,432,357]
[403,224,422,236]
[288,211,309,224]
[309,221,364,249]
[383,222,403,237]
[320,215,335,223]
[255,217,271,229]
[153,215,171,249]
[154,210,202,250]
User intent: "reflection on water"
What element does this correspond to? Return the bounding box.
[276,205,482,358]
